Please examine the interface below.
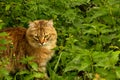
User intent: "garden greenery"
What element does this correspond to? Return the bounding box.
[0,0,120,80]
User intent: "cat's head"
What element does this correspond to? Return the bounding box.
[26,20,57,48]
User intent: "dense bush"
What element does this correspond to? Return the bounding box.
[0,0,120,80]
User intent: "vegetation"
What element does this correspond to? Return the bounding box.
[0,0,120,80]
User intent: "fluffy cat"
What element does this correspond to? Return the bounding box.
[0,20,57,79]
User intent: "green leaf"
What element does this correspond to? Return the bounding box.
[5,76,13,80]
[0,39,9,44]
[90,7,108,20]
[29,62,38,71]
[109,51,120,66]
[64,49,91,72]
[20,56,34,64]
[0,32,8,36]
[16,70,30,75]
[5,5,11,11]
[48,67,64,80]
[0,68,9,76]
[115,67,120,78]
[96,67,116,80]
[95,51,120,68]
[100,35,112,44]
[0,46,7,51]
[32,72,45,78]
[23,72,45,80]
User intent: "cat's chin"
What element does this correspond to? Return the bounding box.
[29,42,47,48]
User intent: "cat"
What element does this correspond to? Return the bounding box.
[0,20,57,79]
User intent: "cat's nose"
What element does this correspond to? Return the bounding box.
[40,42,44,45]
[39,39,45,45]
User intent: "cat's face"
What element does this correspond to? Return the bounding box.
[26,20,57,48]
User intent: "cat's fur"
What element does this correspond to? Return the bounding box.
[0,20,57,79]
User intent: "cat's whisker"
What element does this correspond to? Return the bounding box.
[38,43,42,46]
[38,42,46,46]
[43,42,46,45]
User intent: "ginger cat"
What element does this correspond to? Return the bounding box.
[0,20,57,79]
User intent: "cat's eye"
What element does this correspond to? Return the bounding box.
[45,35,51,40]
[44,35,49,38]
[33,36,39,41]
[34,35,38,38]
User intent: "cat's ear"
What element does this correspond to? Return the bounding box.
[29,21,35,28]
[47,19,53,27]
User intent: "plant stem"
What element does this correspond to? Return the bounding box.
[54,51,63,72]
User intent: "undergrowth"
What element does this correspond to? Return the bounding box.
[0,0,120,80]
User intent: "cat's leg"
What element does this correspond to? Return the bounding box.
[38,66,49,79]
[34,65,49,80]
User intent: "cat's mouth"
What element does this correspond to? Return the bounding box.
[38,42,47,46]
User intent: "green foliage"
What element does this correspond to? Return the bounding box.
[0,0,120,80]
[14,70,45,80]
